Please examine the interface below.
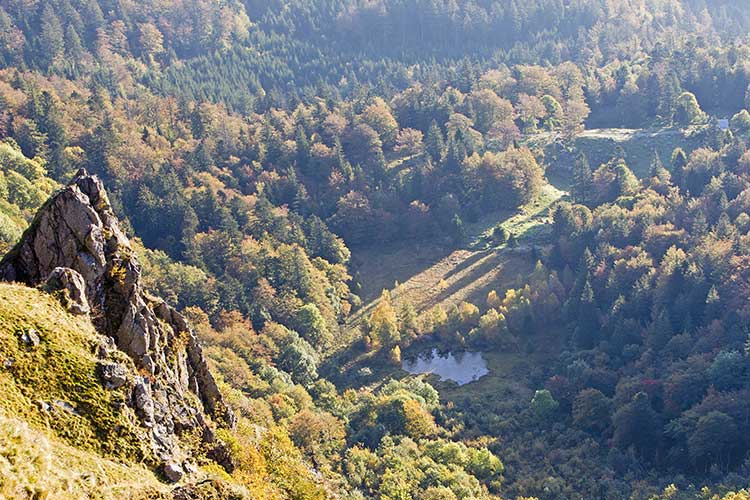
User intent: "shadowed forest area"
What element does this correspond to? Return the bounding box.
[4,1,750,499]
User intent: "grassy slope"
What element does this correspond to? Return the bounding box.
[527,126,707,177]
[0,283,170,499]
[0,409,169,499]
[326,175,568,386]
[347,180,566,334]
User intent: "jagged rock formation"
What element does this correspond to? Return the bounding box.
[0,169,235,481]
[41,267,91,315]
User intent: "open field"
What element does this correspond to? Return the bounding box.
[344,181,567,343]
[325,176,568,383]
[525,126,708,177]
[329,124,702,388]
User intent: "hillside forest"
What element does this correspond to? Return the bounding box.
[4,1,750,499]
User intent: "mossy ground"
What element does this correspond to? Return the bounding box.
[0,283,149,461]
[0,283,168,498]
[0,283,308,499]
[0,408,169,499]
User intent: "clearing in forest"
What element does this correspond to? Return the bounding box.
[341,179,568,349]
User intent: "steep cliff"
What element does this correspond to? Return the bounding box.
[0,169,235,482]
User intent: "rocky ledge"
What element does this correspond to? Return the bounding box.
[0,169,235,481]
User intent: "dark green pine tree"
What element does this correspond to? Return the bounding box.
[571,152,593,205]
[574,279,598,349]
[691,209,708,242]
[671,147,688,190]
[39,5,65,70]
[295,124,311,172]
[64,24,86,62]
[84,114,118,181]
[649,150,665,178]
[425,120,445,162]
[445,131,467,174]
[37,91,68,179]
[657,72,681,125]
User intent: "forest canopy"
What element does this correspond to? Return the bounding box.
[4,1,750,499]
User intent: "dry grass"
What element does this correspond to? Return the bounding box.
[0,283,172,499]
[525,125,708,177]
[0,283,326,500]
[0,283,149,462]
[0,408,169,500]
[343,180,567,349]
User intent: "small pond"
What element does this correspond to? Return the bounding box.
[402,349,489,385]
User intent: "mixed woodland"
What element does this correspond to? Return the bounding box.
[4,1,750,499]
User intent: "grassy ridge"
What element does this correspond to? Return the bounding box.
[0,284,148,461]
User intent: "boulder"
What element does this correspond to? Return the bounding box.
[98,361,128,389]
[162,461,184,483]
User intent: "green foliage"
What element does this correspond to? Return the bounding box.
[688,411,738,469]
[674,92,707,128]
[462,147,544,211]
[0,141,57,252]
[707,351,747,391]
[572,389,611,432]
[591,158,639,204]
[571,152,593,205]
[730,109,750,135]
[295,303,332,347]
[612,393,661,458]
[530,389,559,422]
[278,333,319,388]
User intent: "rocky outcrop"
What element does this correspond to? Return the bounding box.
[0,169,234,480]
[41,267,91,315]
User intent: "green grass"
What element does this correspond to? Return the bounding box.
[0,283,151,464]
[0,283,177,499]
[525,126,708,177]
[468,181,568,251]
[0,408,169,499]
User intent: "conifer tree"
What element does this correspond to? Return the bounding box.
[40,6,64,69]
[671,147,688,189]
[572,152,592,205]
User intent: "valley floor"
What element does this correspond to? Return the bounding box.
[345,179,567,344]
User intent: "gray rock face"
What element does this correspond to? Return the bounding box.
[42,267,90,315]
[162,461,184,483]
[98,361,128,389]
[0,169,235,480]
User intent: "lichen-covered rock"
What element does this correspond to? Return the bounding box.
[0,169,234,480]
[162,461,184,483]
[42,267,90,315]
[18,327,40,347]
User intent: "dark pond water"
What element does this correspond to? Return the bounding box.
[402,348,489,385]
